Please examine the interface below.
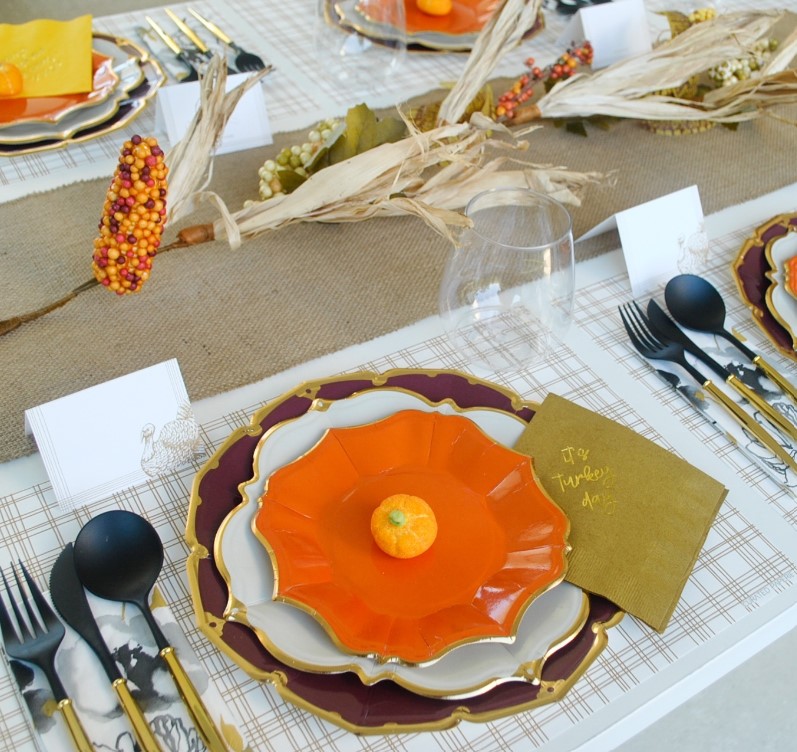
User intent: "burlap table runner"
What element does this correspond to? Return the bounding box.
[2,99,796,462]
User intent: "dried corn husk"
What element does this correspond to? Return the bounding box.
[200,113,604,249]
[166,56,272,223]
[513,10,797,125]
[437,0,543,126]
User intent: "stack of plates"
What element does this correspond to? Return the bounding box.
[326,0,544,52]
[187,369,622,732]
[0,32,165,157]
[732,213,797,360]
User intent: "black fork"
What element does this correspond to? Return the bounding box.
[0,561,94,751]
[619,301,702,380]
[619,302,797,473]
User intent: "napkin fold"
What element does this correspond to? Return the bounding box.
[0,15,93,98]
[515,394,728,632]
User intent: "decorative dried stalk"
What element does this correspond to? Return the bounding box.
[437,0,543,126]
[183,113,604,250]
[512,10,797,125]
[167,56,272,223]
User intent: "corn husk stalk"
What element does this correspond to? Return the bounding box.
[512,10,797,125]
[437,0,543,126]
[182,113,605,250]
[166,56,272,223]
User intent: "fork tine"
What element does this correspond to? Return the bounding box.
[12,564,40,638]
[0,569,19,645]
[619,304,647,352]
[3,566,30,639]
[622,302,659,351]
[19,559,54,634]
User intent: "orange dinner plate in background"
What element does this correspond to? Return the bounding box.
[362,0,499,35]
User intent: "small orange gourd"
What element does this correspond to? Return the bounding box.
[370,494,438,558]
[416,0,454,17]
[0,63,23,97]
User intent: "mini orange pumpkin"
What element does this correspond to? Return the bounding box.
[371,494,438,558]
[417,0,454,17]
[0,63,23,97]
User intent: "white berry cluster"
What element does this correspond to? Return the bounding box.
[255,118,340,201]
[708,39,779,86]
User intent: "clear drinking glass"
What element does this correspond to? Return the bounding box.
[314,0,406,95]
[438,188,575,372]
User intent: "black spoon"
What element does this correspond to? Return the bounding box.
[73,510,229,752]
[665,273,797,404]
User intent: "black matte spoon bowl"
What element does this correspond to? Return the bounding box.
[665,273,797,402]
[664,274,753,353]
[74,510,228,752]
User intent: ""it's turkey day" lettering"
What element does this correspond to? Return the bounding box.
[550,445,618,514]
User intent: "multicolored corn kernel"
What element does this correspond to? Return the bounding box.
[92,135,168,295]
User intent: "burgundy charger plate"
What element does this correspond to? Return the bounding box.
[186,369,622,733]
[732,212,797,360]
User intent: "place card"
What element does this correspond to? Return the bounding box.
[156,71,272,154]
[25,359,202,510]
[580,185,708,298]
[514,393,728,632]
[557,0,652,69]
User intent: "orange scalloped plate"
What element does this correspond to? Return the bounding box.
[254,409,570,665]
[362,0,499,35]
[0,51,117,127]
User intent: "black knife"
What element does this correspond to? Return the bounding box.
[646,299,797,443]
[49,544,163,752]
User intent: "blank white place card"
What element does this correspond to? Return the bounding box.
[25,359,203,510]
[156,71,272,154]
[558,0,652,69]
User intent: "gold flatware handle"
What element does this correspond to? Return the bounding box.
[727,373,797,443]
[113,678,163,752]
[57,698,94,752]
[160,646,228,752]
[753,354,797,405]
[165,8,209,53]
[704,380,797,473]
[146,15,182,55]
[188,8,232,45]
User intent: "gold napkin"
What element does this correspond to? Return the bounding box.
[515,393,728,632]
[0,15,93,98]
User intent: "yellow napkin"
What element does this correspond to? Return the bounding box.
[0,15,93,98]
[515,394,728,632]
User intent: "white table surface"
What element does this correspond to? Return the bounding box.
[2,2,797,750]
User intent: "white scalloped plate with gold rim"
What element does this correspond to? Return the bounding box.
[765,228,797,350]
[214,388,587,699]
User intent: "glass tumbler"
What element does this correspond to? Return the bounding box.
[438,188,575,372]
[314,0,407,96]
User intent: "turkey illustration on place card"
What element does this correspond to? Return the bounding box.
[579,185,708,299]
[25,359,203,510]
[515,394,728,632]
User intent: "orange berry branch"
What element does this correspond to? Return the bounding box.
[496,41,594,123]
